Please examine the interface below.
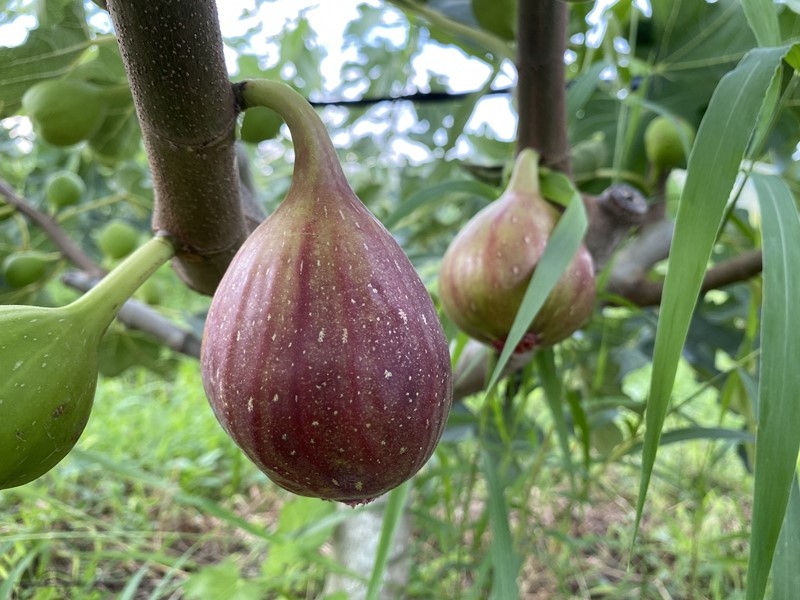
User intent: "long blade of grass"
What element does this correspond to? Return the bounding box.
[535,348,575,488]
[481,449,520,600]
[741,0,780,47]
[633,46,788,545]
[365,480,412,600]
[625,426,754,455]
[773,474,800,600]
[0,541,45,598]
[118,563,149,600]
[486,184,588,391]
[747,174,800,600]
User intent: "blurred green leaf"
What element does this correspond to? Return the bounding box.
[0,0,89,117]
[635,45,789,547]
[741,0,780,46]
[183,558,263,600]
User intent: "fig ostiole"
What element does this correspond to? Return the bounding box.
[439,149,596,352]
[201,80,453,506]
[0,236,175,490]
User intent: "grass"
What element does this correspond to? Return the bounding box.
[0,353,754,599]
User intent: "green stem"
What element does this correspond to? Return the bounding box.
[69,236,176,331]
[238,80,347,189]
[507,148,541,196]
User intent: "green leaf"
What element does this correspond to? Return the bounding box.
[747,174,800,600]
[773,475,800,600]
[470,0,516,40]
[0,0,89,117]
[634,46,790,545]
[384,179,495,230]
[741,0,781,46]
[625,427,754,455]
[566,61,607,132]
[486,181,588,391]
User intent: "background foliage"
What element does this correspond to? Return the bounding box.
[1,0,800,598]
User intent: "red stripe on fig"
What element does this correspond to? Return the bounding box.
[439,149,596,351]
[201,81,453,505]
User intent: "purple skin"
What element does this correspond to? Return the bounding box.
[201,138,453,505]
[439,150,596,352]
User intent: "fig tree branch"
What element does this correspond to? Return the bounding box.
[105,0,249,296]
[609,249,763,308]
[0,177,203,357]
[516,0,570,174]
[0,178,104,278]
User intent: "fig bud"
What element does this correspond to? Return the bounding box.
[201,80,453,505]
[439,149,596,351]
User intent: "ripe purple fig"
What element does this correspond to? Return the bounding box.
[201,81,453,505]
[439,149,596,351]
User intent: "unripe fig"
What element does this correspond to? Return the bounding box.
[98,220,139,260]
[0,202,15,222]
[240,106,283,143]
[46,171,86,208]
[644,115,695,175]
[2,251,55,289]
[0,237,174,489]
[201,81,453,505]
[22,80,107,147]
[439,149,596,351]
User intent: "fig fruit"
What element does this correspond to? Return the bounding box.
[240,106,283,143]
[439,149,596,351]
[22,80,107,147]
[0,202,15,222]
[98,220,139,260]
[0,237,174,489]
[46,171,86,209]
[2,251,55,289]
[201,80,453,505]
[644,115,695,176]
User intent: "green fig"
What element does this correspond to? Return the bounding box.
[98,220,139,260]
[201,80,453,506]
[2,251,55,289]
[46,171,86,209]
[644,115,695,176]
[240,106,283,143]
[0,237,174,489]
[0,202,15,222]
[22,80,108,147]
[439,149,596,352]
